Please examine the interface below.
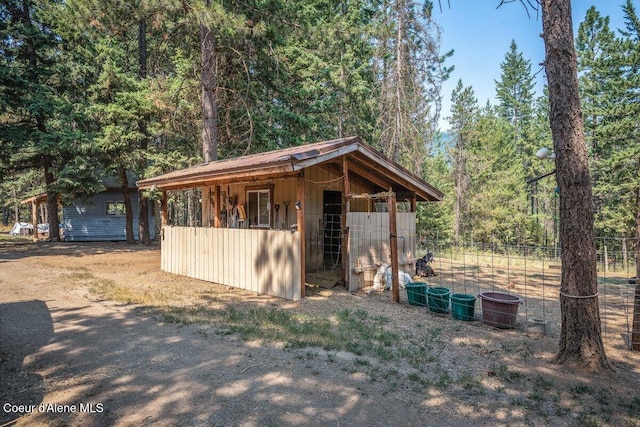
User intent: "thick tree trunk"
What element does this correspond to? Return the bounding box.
[22,0,60,241]
[120,166,135,244]
[201,1,217,163]
[138,190,150,244]
[393,0,404,164]
[42,155,60,242]
[12,188,19,223]
[137,158,151,244]
[137,18,151,244]
[541,0,609,370]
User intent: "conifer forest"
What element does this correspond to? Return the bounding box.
[1,0,639,251]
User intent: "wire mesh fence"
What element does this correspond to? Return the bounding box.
[409,238,639,350]
[349,227,638,350]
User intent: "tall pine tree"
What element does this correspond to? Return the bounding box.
[576,6,619,238]
[0,0,101,240]
[375,0,452,173]
[495,39,535,137]
[541,0,609,369]
[448,79,477,243]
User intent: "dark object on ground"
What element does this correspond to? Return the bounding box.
[416,253,436,277]
[629,277,637,285]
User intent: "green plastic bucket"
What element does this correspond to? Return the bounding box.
[405,282,427,306]
[426,287,450,313]
[451,294,476,321]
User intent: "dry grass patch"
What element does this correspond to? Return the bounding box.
[27,243,640,427]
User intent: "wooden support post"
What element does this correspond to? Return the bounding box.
[297,175,306,298]
[201,187,209,227]
[214,185,221,228]
[40,203,47,225]
[388,189,400,303]
[31,200,38,242]
[161,191,168,226]
[226,185,231,228]
[341,156,351,285]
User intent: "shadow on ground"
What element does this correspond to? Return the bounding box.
[1,299,464,426]
[0,300,53,425]
[0,241,158,263]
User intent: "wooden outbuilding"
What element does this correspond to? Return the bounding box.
[21,176,155,242]
[137,136,443,300]
[20,193,50,241]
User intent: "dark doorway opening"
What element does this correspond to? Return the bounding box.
[323,191,342,267]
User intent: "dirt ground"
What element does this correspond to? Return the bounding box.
[1,241,639,427]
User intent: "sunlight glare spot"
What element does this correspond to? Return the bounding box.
[218,379,250,397]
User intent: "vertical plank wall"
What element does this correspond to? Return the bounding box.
[161,226,302,300]
[346,212,416,291]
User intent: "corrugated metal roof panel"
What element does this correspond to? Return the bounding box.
[138,137,357,188]
[137,136,444,202]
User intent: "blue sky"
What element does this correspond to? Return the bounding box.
[434,1,638,130]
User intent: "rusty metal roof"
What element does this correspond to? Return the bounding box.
[137,136,443,202]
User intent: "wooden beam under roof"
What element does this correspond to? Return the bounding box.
[344,158,394,192]
[315,159,390,195]
[317,152,438,202]
[396,191,417,201]
[352,146,443,201]
[142,170,300,191]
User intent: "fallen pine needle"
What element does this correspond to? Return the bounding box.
[242,362,264,373]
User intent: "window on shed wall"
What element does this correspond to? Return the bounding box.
[106,202,126,216]
[247,189,271,228]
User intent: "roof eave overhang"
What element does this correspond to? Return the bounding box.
[351,145,444,202]
[137,162,297,190]
[137,143,359,191]
[289,144,359,171]
[137,138,443,203]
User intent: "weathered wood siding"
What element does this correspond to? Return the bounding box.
[346,212,416,291]
[199,166,380,274]
[161,226,301,300]
[201,180,299,230]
